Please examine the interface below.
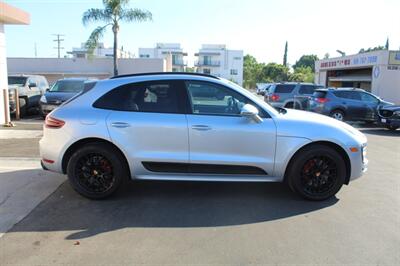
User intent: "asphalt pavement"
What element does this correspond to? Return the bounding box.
[0,122,399,265]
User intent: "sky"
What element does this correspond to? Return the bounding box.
[3,0,400,67]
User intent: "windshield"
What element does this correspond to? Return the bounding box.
[8,77,27,87]
[50,80,85,93]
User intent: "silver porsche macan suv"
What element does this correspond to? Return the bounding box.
[40,73,368,201]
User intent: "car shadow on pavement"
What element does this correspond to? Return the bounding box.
[358,128,399,137]
[8,176,338,240]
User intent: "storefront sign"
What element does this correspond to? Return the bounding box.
[388,51,400,65]
[320,55,378,69]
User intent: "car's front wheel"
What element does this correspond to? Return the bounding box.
[387,126,399,131]
[287,144,346,201]
[67,143,128,199]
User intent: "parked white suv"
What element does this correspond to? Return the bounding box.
[40,73,367,200]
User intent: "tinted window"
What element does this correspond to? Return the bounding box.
[274,84,295,93]
[186,81,258,116]
[333,91,348,99]
[50,80,84,93]
[313,91,327,98]
[8,77,27,86]
[298,85,316,95]
[360,92,379,103]
[347,91,362,100]
[94,81,181,113]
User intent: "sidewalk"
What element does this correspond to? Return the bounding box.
[0,122,65,238]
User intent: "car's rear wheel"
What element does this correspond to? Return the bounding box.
[287,144,346,201]
[330,109,345,121]
[67,143,128,199]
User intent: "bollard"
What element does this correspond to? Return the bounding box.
[14,88,20,120]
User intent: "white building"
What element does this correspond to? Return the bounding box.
[0,2,30,125]
[315,50,400,104]
[139,43,187,72]
[67,43,134,59]
[195,44,243,85]
[8,57,170,84]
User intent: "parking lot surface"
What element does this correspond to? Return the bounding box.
[0,126,399,265]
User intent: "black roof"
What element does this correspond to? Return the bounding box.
[110,72,219,80]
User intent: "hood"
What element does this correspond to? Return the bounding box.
[380,105,400,111]
[276,109,367,146]
[44,91,78,103]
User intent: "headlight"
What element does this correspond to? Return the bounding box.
[40,95,47,103]
[394,111,400,116]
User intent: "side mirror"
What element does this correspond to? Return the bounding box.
[28,82,37,88]
[240,104,263,123]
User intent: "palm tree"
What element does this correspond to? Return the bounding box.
[82,0,152,76]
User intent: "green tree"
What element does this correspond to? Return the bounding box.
[82,0,152,75]
[359,46,385,54]
[283,41,288,66]
[262,63,289,82]
[289,66,314,83]
[243,54,264,89]
[293,54,319,72]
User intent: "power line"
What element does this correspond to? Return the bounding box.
[52,34,65,58]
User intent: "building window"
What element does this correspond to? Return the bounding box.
[230,69,238,75]
[233,57,241,60]
[203,68,211,74]
[140,54,150,58]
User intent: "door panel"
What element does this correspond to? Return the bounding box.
[187,115,276,176]
[107,111,189,177]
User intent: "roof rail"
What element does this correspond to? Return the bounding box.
[110,72,219,80]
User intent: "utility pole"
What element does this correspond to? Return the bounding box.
[52,34,65,58]
[34,42,37,57]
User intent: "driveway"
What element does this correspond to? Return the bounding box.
[0,125,399,265]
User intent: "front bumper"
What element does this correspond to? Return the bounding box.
[349,143,368,181]
[40,103,59,115]
[378,117,400,127]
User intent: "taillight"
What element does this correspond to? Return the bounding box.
[45,116,65,129]
[270,94,280,102]
[315,97,329,104]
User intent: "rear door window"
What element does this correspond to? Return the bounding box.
[274,84,295,93]
[93,80,184,114]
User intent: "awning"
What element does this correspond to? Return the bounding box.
[329,75,372,82]
[0,2,30,25]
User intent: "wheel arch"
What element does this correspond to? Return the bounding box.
[61,137,131,176]
[284,141,351,185]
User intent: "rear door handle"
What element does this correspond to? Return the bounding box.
[111,122,130,128]
[192,125,212,131]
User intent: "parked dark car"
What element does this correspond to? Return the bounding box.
[378,105,400,131]
[8,75,49,117]
[39,78,97,117]
[264,82,323,109]
[309,88,393,122]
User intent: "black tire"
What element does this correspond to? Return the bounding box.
[67,143,129,199]
[387,126,399,131]
[287,144,346,201]
[18,97,27,117]
[330,109,345,122]
[285,102,294,109]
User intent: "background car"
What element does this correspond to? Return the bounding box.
[256,83,272,95]
[378,105,400,131]
[309,88,393,122]
[40,73,367,201]
[8,75,49,117]
[39,78,97,117]
[264,82,323,109]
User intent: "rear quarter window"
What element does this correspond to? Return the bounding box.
[274,84,295,93]
[313,91,327,98]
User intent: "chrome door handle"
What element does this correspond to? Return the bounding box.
[111,122,130,128]
[192,125,211,131]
